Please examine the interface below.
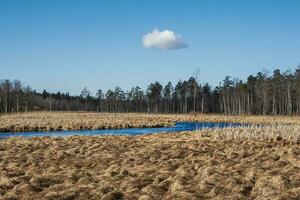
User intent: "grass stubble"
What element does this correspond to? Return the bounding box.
[0,112,299,199]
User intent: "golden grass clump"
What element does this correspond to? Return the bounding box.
[0,176,13,195]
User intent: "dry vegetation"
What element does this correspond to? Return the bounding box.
[0,125,299,199]
[0,112,299,199]
[0,112,174,132]
[1,111,300,132]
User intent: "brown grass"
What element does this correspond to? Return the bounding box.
[1,111,300,133]
[0,112,299,199]
[198,124,300,143]
[0,126,299,199]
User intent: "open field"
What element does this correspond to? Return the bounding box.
[0,112,299,199]
[1,112,300,133]
[0,125,300,200]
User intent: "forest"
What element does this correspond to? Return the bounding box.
[1,67,300,115]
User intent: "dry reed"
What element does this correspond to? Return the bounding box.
[1,111,300,133]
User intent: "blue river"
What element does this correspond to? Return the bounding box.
[0,122,247,138]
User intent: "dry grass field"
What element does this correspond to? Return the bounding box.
[0,112,300,199]
[0,127,299,200]
[1,111,300,132]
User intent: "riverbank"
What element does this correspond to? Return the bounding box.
[0,127,299,199]
[1,112,300,133]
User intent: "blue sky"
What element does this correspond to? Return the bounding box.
[1,0,300,95]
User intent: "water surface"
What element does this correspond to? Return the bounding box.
[0,122,247,138]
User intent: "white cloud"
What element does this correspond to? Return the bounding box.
[142,29,187,50]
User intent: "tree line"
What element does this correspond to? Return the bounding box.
[1,67,300,115]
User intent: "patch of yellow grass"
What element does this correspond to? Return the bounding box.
[195,124,300,143]
[0,176,13,195]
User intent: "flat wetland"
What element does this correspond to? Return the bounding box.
[0,112,300,199]
[1,112,300,132]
